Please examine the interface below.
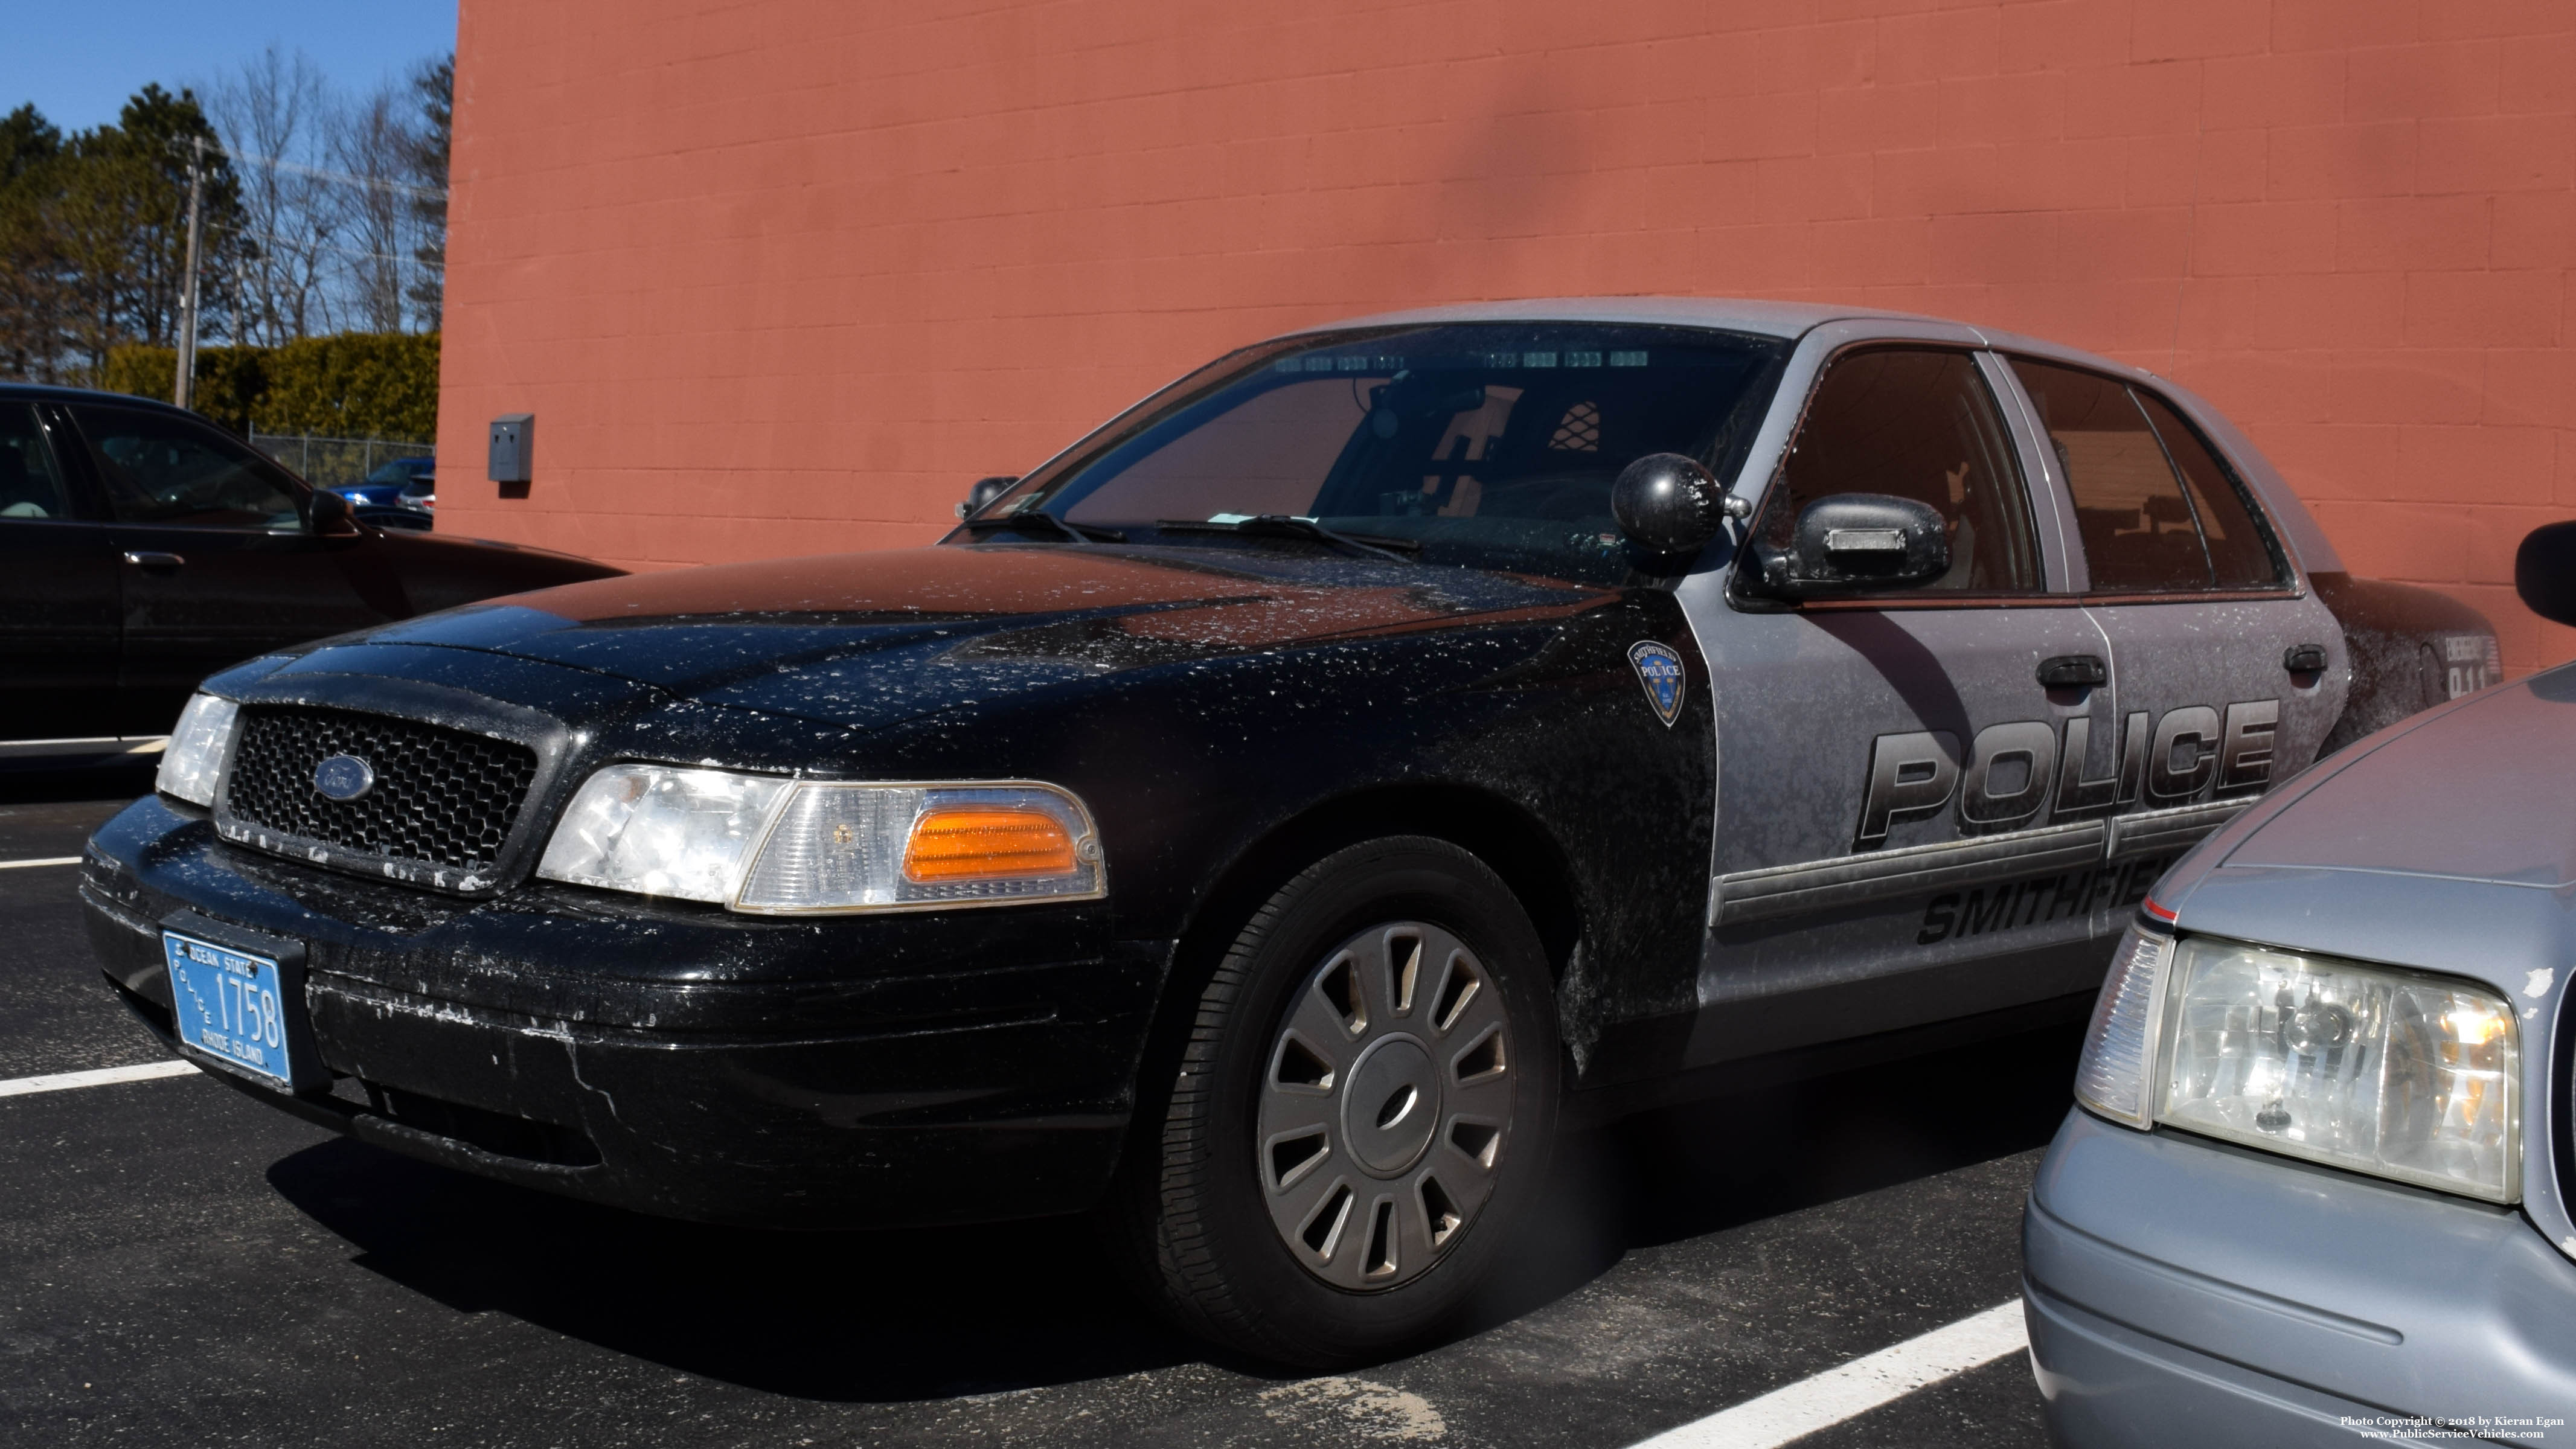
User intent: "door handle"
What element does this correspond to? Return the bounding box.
[122,551,185,571]
[2284,643,2327,674]
[2037,654,2107,688]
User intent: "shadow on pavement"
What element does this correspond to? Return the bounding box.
[266,1139,1206,1401]
[263,1020,2085,1399]
[1609,1019,2084,1247]
[1453,1019,2086,1332]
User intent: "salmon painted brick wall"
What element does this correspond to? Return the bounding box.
[437,0,2576,673]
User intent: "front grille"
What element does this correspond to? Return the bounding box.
[223,706,539,875]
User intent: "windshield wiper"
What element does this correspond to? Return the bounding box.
[956,510,1126,543]
[1154,515,1420,565]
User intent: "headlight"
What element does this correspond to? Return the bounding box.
[156,694,240,807]
[2075,927,2520,1203]
[535,764,1104,913]
[536,764,793,903]
[2160,937,2518,1201]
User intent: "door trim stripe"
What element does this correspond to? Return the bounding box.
[2104,798,2255,860]
[1711,798,2254,927]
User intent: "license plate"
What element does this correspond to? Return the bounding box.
[162,930,298,1089]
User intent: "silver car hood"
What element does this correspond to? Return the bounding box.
[2230,669,2576,887]
[2158,665,2576,1011]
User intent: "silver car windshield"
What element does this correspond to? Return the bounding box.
[990,323,1788,585]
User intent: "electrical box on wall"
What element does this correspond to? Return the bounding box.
[489,414,534,491]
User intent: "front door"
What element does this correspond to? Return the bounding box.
[60,402,405,737]
[2000,358,2349,874]
[0,401,120,744]
[1690,344,2135,1067]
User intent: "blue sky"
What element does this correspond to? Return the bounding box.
[2,1,457,133]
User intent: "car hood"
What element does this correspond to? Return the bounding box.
[2162,664,2576,1010]
[2223,668,2576,887]
[337,542,1603,731]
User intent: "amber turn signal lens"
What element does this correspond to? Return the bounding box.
[901,807,1080,882]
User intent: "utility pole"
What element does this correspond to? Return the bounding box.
[174,135,205,410]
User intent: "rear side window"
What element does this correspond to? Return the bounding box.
[0,403,73,520]
[69,405,305,531]
[2008,359,2283,592]
[2128,391,2278,588]
[1763,348,2042,592]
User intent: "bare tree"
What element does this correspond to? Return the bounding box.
[328,82,409,333]
[206,46,343,344]
[199,47,446,341]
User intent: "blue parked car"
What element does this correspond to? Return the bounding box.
[2024,521,2576,1444]
[333,456,433,511]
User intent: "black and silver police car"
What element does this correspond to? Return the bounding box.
[80,299,2495,1365]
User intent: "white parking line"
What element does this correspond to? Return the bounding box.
[1627,1299,2029,1449]
[0,1060,200,1098]
[0,856,83,870]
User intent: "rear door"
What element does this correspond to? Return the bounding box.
[1688,333,2133,1066]
[1999,359,2347,875]
[61,402,406,737]
[0,401,120,746]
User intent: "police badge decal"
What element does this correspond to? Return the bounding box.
[1628,641,1686,726]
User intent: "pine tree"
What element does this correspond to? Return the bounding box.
[0,88,243,383]
[0,104,66,379]
[402,55,450,328]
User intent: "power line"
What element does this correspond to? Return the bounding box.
[181,138,446,202]
[212,220,444,272]
[225,144,444,201]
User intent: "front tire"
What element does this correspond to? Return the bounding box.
[1112,836,1562,1366]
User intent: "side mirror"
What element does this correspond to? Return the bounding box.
[1751,493,1950,598]
[1612,453,1744,555]
[956,475,1017,519]
[307,488,357,536]
[2516,520,2576,626]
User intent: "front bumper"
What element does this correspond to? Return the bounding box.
[2024,1108,2576,1447]
[83,795,1167,1230]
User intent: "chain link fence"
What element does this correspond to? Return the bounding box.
[250,433,434,488]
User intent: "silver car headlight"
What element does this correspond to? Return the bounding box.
[535,764,1105,913]
[2076,926,2520,1203]
[156,694,240,807]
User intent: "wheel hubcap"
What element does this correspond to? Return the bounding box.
[1257,921,1513,1290]
[1342,1035,1440,1175]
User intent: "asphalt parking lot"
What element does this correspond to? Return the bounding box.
[2,776,2065,1449]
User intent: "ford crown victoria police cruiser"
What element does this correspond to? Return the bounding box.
[80,299,2494,1365]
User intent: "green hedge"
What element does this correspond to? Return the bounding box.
[101,332,438,441]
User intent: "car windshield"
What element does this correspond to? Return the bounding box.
[367,458,431,485]
[987,323,1788,585]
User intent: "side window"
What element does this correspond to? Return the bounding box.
[1763,348,2041,592]
[2130,391,2282,588]
[0,404,74,520]
[2008,360,2283,592]
[69,405,304,531]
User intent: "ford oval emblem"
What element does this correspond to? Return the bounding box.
[312,753,376,802]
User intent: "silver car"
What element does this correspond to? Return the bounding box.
[2025,523,2576,1442]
